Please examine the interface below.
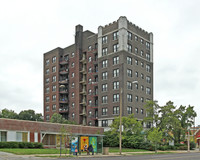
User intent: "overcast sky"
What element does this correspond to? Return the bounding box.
[0,0,200,124]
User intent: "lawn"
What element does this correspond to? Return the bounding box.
[0,148,70,155]
[0,147,151,155]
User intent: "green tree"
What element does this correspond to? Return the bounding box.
[0,109,18,119]
[18,109,43,121]
[50,113,64,123]
[147,127,163,153]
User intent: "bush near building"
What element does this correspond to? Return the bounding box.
[0,142,43,148]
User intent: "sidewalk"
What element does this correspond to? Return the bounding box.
[32,149,200,158]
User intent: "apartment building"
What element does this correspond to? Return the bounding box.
[43,16,153,128]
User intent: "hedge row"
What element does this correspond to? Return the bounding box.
[0,142,43,148]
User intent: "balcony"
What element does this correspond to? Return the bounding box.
[59,107,69,113]
[80,89,86,95]
[59,79,68,84]
[80,68,86,74]
[60,59,68,65]
[80,55,86,63]
[59,69,69,75]
[80,100,86,105]
[59,98,68,104]
[59,88,68,94]
[79,78,86,84]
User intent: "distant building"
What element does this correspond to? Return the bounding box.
[43,16,153,129]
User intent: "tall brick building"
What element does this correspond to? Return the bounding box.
[43,16,153,129]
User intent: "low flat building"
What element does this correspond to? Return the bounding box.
[0,118,104,152]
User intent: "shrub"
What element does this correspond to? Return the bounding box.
[0,142,43,149]
[190,141,196,150]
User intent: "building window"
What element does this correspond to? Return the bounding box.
[146,65,151,72]
[88,45,92,51]
[127,44,132,52]
[52,66,56,73]
[102,84,108,92]
[72,113,75,119]
[89,57,92,62]
[88,67,92,73]
[146,53,150,61]
[102,96,108,104]
[102,108,108,115]
[141,62,144,68]
[127,69,132,77]
[135,83,138,89]
[135,96,138,102]
[141,50,144,56]
[52,104,56,111]
[46,87,49,93]
[113,31,119,40]
[88,111,92,117]
[72,82,75,88]
[72,103,75,108]
[46,106,49,112]
[46,59,49,66]
[135,47,138,54]
[52,95,56,101]
[113,106,119,114]
[102,60,108,68]
[141,109,144,114]
[127,81,132,90]
[141,97,144,102]
[135,59,138,65]
[88,78,92,84]
[102,48,108,56]
[46,96,49,102]
[113,44,119,52]
[127,31,132,40]
[52,76,56,82]
[88,121,92,126]
[102,72,108,80]
[72,92,75,98]
[127,57,132,65]
[52,85,56,92]
[141,39,144,44]
[113,69,119,77]
[71,62,74,68]
[113,56,119,65]
[146,87,151,95]
[146,42,150,50]
[72,72,75,78]
[113,94,119,102]
[88,89,92,95]
[46,115,50,121]
[127,106,132,114]
[141,85,144,91]
[135,71,138,77]
[136,108,139,114]
[102,120,108,127]
[88,100,92,106]
[113,81,119,90]
[102,36,108,44]
[146,76,151,83]
[127,94,132,102]
[135,35,138,41]
[46,69,49,75]
[141,73,144,79]
[52,56,56,63]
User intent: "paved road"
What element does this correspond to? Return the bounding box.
[1,151,200,160]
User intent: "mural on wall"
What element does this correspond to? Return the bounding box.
[71,137,78,152]
[80,136,89,151]
[89,137,97,152]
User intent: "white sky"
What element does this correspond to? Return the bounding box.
[0,0,200,125]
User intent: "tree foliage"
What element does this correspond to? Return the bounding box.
[0,109,18,119]
[144,101,197,143]
[50,113,77,125]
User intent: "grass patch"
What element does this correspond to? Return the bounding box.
[0,148,70,155]
[129,152,175,155]
[109,147,148,153]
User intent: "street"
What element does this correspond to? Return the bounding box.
[1,151,200,160]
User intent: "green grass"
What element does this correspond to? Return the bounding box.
[0,148,70,155]
[129,152,175,155]
[109,147,148,153]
